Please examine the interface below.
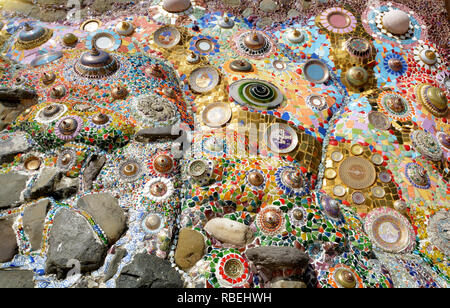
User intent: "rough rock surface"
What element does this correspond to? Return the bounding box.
[45,208,107,279]
[0,270,35,288]
[22,198,49,251]
[0,131,31,164]
[52,176,79,199]
[246,246,309,270]
[174,228,205,270]
[116,253,183,288]
[260,0,278,13]
[82,155,106,190]
[77,193,126,244]
[204,217,253,247]
[28,167,60,200]
[104,248,127,282]
[0,172,28,209]
[0,218,18,263]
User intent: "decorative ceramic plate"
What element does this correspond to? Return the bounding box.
[338,156,376,189]
[303,59,330,84]
[86,29,122,51]
[188,66,220,93]
[264,123,298,154]
[80,19,102,32]
[154,26,181,48]
[202,102,232,128]
[30,51,63,67]
[364,207,415,253]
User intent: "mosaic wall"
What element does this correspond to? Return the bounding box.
[0,0,448,288]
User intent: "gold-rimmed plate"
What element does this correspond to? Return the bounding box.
[154,26,181,49]
[202,102,232,128]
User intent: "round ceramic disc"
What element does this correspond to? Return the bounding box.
[81,19,101,32]
[372,186,386,198]
[379,171,392,183]
[264,123,298,154]
[352,191,366,204]
[351,144,364,156]
[364,207,415,253]
[325,168,337,179]
[154,26,181,48]
[188,66,220,93]
[333,185,346,197]
[338,156,376,190]
[30,51,63,67]
[303,59,330,84]
[202,102,232,128]
[368,111,391,130]
[331,151,344,162]
[371,153,384,165]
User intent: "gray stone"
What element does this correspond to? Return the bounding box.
[259,0,278,12]
[28,167,60,200]
[223,0,241,8]
[116,253,183,288]
[242,8,254,18]
[22,199,49,251]
[45,208,107,279]
[104,248,127,282]
[0,132,31,164]
[82,155,106,190]
[0,219,18,263]
[257,17,273,28]
[52,175,79,199]
[287,9,300,19]
[0,172,28,209]
[204,218,253,247]
[0,270,34,288]
[0,87,37,103]
[175,228,205,270]
[246,246,309,270]
[77,193,126,244]
[271,279,307,288]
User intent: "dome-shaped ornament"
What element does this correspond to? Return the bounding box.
[388,58,404,72]
[437,132,450,150]
[41,72,56,85]
[346,37,372,58]
[244,32,266,51]
[419,49,437,65]
[92,113,109,125]
[257,206,284,236]
[219,15,235,29]
[150,181,168,197]
[111,85,128,100]
[153,154,174,174]
[74,47,119,79]
[148,64,164,78]
[229,60,253,72]
[386,95,406,113]
[393,200,407,212]
[42,104,62,117]
[186,52,200,64]
[334,269,357,288]
[60,153,73,166]
[346,66,368,87]
[15,22,53,50]
[115,21,134,36]
[411,130,443,161]
[382,10,410,35]
[58,118,79,135]
[287,29,304,44]
[247,171,265,187]
[145,214,162,231]
[405,163,430,189]
[415,84,448,117]
[50,85,66,99]
[162,0,192,13]
[62,33,78,47]
[282,170,303,189]
[163,87,176,98]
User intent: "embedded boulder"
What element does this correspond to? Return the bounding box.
[246,246,309,270]
[0,270,35,288]
[174,228,205,270]
[0,218,18,263]
[204,217,253,247]
[116,253,183,288]
[45,208,107,279]
[22,198,50,251]
[77,193,126,244]
[0,172,28,209]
